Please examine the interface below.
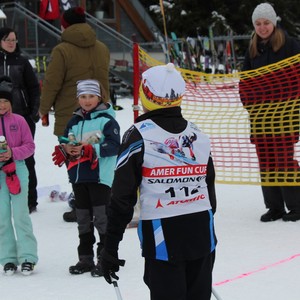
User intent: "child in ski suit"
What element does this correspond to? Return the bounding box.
[52,79,120,276]
[0,76,38,275]
[100,63,217,300]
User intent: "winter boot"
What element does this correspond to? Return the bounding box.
[3,263,17,275]
[260,209,286,222]
[63,208,77,222]
[91,261,104,277]
[113,105,124,111]
[21,261,35,275]
[282,211,300,222]
[69,257,95,275]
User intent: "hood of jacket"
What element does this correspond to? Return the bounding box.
[61,23,96,48]
[135,106,188,134]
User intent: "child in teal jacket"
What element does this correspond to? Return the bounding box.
[52,79,120,276]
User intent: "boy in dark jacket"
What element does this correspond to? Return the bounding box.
[52,79,120,276]
[100,63,217,300]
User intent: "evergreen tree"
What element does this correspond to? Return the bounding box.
[140,0,300,38]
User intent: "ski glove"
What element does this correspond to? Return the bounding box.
[81,144,98,170]
[52,145,68,167]
[100,249,125,284]
[1,160,21,195]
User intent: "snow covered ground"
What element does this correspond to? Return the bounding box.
[1,97,300,300]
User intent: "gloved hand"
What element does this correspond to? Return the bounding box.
[30,113,40,123]
[81,144,98,169]
[52,145,68,167]
[100,250,125,284]
[1,160,21,195]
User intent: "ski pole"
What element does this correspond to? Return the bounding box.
[212,286,223,300]
[112,280,124,300]
[42,56,47,72]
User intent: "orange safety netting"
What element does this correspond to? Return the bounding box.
[133,44,300,186]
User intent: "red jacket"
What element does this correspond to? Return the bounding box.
[39,0,60,20]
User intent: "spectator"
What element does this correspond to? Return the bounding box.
[0,27,40,214]
[0,76,38,275]
[52,79,120,276]
[100,63,217,299]
[39,6,110,222]
[241,3,300,222]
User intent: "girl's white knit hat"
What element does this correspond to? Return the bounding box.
[252,3,277,26]
[76,79,101,98]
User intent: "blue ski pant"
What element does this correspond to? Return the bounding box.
[0,160,38,266]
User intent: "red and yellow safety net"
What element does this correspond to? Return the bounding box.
[133,44,300,186]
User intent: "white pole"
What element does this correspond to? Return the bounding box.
[112,281,124,300]
[212,286,223,300]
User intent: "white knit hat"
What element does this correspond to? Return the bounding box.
[252,3,277,26]
[76,79,101,98]
[140,63,185,111]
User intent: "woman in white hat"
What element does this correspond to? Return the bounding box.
[243,2,300,69]
[241,3,300,222]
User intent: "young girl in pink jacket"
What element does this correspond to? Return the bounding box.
[0,76,38,275]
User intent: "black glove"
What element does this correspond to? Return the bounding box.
[100,250,125,284]
[52,145,68,167]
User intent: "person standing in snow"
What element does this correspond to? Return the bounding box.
[0,76,38,275]
[100,63,217,300]
[39,6,111,222]
[0,27,40,214]
[52,79,120,277]
[241,2,300,222]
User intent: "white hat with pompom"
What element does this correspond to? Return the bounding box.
[139,63,186,111]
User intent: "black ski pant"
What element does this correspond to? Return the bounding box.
[144,251,214,300]
[253,137,300,212]
[25,154,38,208]
[24,116,38,209]
[72,182,110,260]
[262,185,300,212]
